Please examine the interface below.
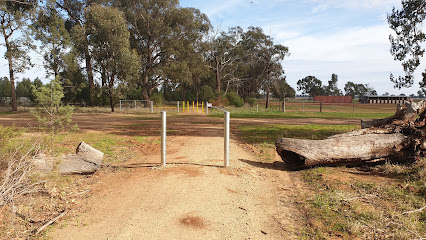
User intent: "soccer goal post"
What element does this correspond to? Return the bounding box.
[119,100,153,112]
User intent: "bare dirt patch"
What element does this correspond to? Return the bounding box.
[0,112,311,239]
[179,215,206,229]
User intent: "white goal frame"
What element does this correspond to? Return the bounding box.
[119,100,153,112]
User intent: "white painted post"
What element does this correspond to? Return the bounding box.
[224,111,230,168]
[161,111,166,166]
[119,100,122,111]
[150,101,154,112]
[206,102,209,114]
[177,101,179,112]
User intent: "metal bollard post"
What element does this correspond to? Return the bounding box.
[202,102,204,113]
[206,102,209,114]
[183,101,185,112]
[224,111,230,168]
[192,101,194,112]
[187,101,189,113]
[161,111,166,166]
[151,101,154,112]
[177,101,179,113]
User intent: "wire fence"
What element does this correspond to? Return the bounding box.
[241,100,400,114]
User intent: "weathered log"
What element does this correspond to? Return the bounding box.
[276,133,410,169]
[276,100,426,169]
[59,142,104,175]
[76,141,104,166]
[59,154,99,175]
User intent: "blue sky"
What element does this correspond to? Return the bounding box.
[1,0,423,95]
[180,0,424,95]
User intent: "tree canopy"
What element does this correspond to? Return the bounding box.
[388,0,426,91]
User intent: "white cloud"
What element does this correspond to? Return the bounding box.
[308,0,401,12]
[275,24,424,95]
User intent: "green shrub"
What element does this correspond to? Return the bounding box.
[30,78,75,133]
[200,85,215,102]
[246,97,257,107]
[151,92,165,106]
[225,92,244,107]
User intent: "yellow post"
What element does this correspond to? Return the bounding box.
[192,101,194,112]
[202,102,204,113]
[197,101,199,113]
[187,101,189,113]
[182,100,185,112]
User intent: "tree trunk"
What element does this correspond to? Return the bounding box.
[276,100,426,169]
[84,41,95,106]
[5,37,17,111]
[216,58,221,96]
[142,73,150,100]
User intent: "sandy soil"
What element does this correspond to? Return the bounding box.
[47,134,302,239]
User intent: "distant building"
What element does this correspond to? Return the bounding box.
[313,96,353,103]
[360,95,409,104]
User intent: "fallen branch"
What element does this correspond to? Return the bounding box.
[33,210,67,235]
[401,206,426,215]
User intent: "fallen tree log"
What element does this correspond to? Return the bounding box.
[276,100,426,169]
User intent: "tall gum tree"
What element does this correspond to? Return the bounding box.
[206,26,242,96]
[32,0,70,78]
[55,0,97,105]
[0,0,36,111]
[116,0,210,101]
[85,4,138,112]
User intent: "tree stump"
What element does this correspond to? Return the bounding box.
[59,142,104,175]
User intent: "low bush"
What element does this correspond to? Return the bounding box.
[151,92,165,106]
[225,92,244,107]
[246,97,257,107]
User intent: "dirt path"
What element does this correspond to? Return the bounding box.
[49,134,301,239]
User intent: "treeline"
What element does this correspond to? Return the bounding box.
[296,74,377,98]
[1,0,296,111]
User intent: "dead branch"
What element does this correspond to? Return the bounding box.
[33,210,67,235]
[401,206,426,215]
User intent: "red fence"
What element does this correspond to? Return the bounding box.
[313,96,353,103]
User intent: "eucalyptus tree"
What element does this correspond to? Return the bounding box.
[116,0,210,100]
[0,0,37,111]
[237,27,289,107]
[297,76,324,97]
[32,0,70,78]
[324,73,342,95]
[85,4,138,112]
[205,26,242,96]
[161,7,210,101]
[55,0,98,105]
[388,0,426,91]
[272,76,295,100]
[344,81,369,98]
